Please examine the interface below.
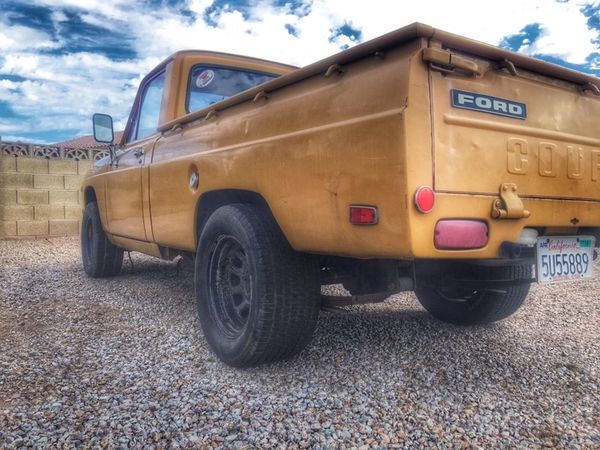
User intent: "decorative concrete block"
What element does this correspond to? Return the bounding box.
[17,190,49,205]
[64,175,83,190]
[17,220,49,236]
[49,190,79,205]
[0,189,17,204]
[0,156,17,172]
[64,205,82,220]
[78,160,94,175]
[35,205,65,220]
[34,174,64,189]
[0,173,33,189]
[49,159,78,175]
[0,205,34,220]
[0,221,17,237]
[17,157,49,174]
[49,219,79,236]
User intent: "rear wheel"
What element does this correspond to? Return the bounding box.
[195,204,321,367]
[415,264,532,325]
[81,202,123,278]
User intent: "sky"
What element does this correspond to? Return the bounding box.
[0,0,599,144]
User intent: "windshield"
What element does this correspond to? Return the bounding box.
[187,65,278,112]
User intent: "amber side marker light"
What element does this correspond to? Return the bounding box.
[349,206,378,225]
[414,186,435,213]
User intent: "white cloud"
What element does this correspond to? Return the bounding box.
[94,0,600,67]
[29,0,130,21]
[0,51,159,142]
[289,0,599,66]
[15,0,600,67]
[515,2,597,63]
[1,134,38,142]
[0,21,60,52]
[0,0,598,144]
[51,10,68,23]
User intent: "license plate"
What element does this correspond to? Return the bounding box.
[536,236,595,284]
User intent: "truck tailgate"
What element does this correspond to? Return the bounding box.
[429,52,600,201]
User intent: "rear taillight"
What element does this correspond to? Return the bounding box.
[414,186,435,213]
[434,220,488,249]
[349,206,378,225]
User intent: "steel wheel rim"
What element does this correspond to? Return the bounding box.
[207,236,252,338]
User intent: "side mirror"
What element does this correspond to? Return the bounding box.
[92,113,114,144]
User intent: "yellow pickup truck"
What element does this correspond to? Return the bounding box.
[82,23,599,367]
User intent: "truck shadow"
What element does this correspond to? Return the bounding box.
[289,305,566,395]
[310,304,511,363]
[80,253,583,385]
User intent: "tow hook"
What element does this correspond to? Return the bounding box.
[492,183,530,219]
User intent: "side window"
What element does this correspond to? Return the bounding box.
[129,72,165,143]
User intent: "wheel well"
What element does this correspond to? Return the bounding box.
[84,187,97,205]
[195,189,276,240]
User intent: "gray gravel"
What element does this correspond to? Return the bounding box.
[0,237,599,449]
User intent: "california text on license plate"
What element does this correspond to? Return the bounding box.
[536,236,595,284]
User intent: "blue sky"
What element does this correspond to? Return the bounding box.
[0,0,598,144]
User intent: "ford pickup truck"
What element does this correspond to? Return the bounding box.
[82,23,600,367]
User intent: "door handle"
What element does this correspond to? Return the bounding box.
[133,148,145,158]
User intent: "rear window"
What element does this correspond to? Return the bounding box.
[187,65,277,113]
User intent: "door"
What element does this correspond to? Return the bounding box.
[105,72,165,240]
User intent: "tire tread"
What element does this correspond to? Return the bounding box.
[196,204,320,367]
[415,264,531,325]
[81,202,123,278]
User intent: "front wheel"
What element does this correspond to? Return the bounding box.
[195,204,321,367]
[415,264,532,325]
[81,202,123,278]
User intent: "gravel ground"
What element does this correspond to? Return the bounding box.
[0,237,599,449]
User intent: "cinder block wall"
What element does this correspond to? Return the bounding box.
[0,156,92,237]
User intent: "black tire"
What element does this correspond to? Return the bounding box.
[415,264,531,325]
[195,204,321,367]
[81,202,123,278]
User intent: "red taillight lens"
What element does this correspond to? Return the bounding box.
[434,220,488,249]
[349,206,378,225]
[414,186,435,213]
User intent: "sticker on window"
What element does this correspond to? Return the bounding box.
[196,70,215,88]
